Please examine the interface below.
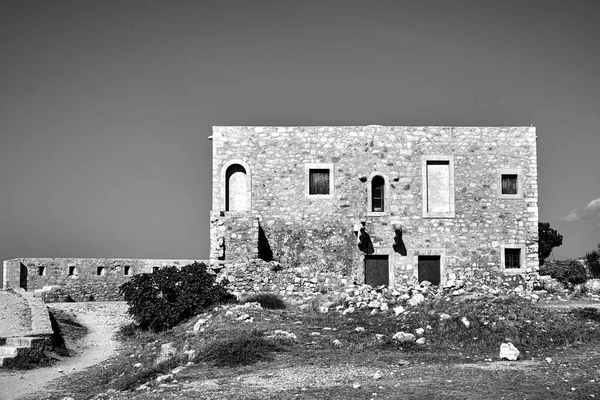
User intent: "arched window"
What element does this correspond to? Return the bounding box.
[371,175,385,212]
[225,164,249,211]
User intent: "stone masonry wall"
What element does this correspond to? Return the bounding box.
[3,258,203,301]
[210,126,539,289]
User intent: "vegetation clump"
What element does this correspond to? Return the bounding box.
[197,330,288,367]
[243,293,286,309]
[539,259,588,288]
[119,262,236,332]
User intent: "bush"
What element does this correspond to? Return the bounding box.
[196,330,287,367]
[539,259,588,288]
[119,262,236,332]
[586,248,600,279]
[243,293,286,309]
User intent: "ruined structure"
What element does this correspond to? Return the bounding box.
[210,126,539,290]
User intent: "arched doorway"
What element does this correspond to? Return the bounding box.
[225,164,249,211]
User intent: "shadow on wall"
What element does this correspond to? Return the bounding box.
[258,224,273,262]
[393,228,407,256]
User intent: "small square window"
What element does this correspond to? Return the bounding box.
[97,266,106,276]
[501,174,518,195]
[153,267,160,273]
[68,266,77,276]
[124,266,131,276]
[309,169,330,195]
[504,248,521,269]
[305,163,334,198]
[37,266,46,276]
[498,168,522,198]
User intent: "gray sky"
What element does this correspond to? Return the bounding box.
[1,0,598,261]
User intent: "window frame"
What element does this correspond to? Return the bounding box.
[500,243,527,273]
[305,163,334,199]
[367,173,390,216]
[497,168,523,199]
[422,155,455,218]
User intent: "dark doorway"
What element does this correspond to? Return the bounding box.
[20,264,28,291]
[418,255,440,285]
[365,255,389,287]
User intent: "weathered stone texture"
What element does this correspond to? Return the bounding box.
[210,126,539,290]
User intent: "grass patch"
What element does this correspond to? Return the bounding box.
[243,293,286,310]
[196,330,289,367]
[571,307,600,322]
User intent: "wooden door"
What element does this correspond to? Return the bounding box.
[365,255,389,287]
[418,256,440,285]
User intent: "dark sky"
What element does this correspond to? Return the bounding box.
[1,0,599,261]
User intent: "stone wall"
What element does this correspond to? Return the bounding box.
[210,126,539,288]
[3,258,203,301]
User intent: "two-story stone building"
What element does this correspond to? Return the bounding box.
[210,126,539,288]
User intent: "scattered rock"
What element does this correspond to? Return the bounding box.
[352,383,362,389]
[392,331,416,343]
[268,330,298,341]
[407,293,425,307]
[416,337,426,345]
[499,342,520,361]
[373,371,382,379]
[414,327,425,336]
[193,318,208,331]
[156,374,173,383]
[155,342,177,365]
[355,327,365,333]
[133,363,142,368]
[332,339,342,347]
[236,314,251,321]
[461,317,470,328]
[393,306,405,316]
[439,313,451,321]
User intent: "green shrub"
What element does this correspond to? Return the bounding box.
[571,307,600,322]
[119,262,236,332]
[539,259,588,288]
[196,330,288,367]
[244,293,286,309]
[586,247,600,279]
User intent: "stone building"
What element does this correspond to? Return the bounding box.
[210,126,539,289]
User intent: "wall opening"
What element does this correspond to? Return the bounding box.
[37,266,46,276]
[501,174,518,195]
[153,267,160,273]
[225,164,249,211]
[68,266,77,276]
[504,248,521,269]
[309,169,330,195]
[20,264,27,290]
[365,255,389,287]
[124,265,131,276]
[97,266,106,276]
[418,255,441,285]
[422,156,455,218]
[371,175,385,212]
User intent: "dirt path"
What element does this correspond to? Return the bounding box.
[0,302,130,400]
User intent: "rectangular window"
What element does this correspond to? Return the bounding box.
[153,267,160,273]
[309,169,330,195]
[97,267,106,276]
[504,248,521,269]
[498,168,522,198]
[68,266,76,276]
[37,266,46,276]
[501,174,518,195]
[305,163,334,198]
[124,266,131,276]
[422,156,455,218]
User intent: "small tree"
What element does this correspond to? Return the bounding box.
[586,243,600,279]
[538,222,563,265]
[119,262,235,332]
[539,259,587,288]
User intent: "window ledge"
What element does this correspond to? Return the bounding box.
[367,211,388,217]
[498,194,523,200]
[423,212,456,219]
[502,268,526,274]
[306,194,334,200]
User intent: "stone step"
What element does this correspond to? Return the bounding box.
[5,337,44,347]
[0,346,21,357]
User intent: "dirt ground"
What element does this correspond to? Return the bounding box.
[0,302,131,400]
[2,299,600,400]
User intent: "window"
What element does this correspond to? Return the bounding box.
[371,176,385,212]
[498,168,522,198]
[422,156,455,218]
[500,243,526,271]
[504,248,521,269]
[305,163,334,198]
[123,266,131,276]
[37,266,46,276]
[68,266,77,276]
[501,174,518,195]
[97,267,106,276]
[309,169,330,195]
[153,267,160,273]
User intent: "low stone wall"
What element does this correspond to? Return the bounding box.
[3,258,205,302]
